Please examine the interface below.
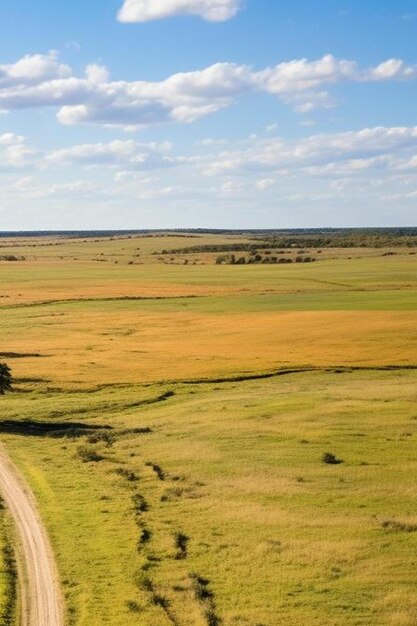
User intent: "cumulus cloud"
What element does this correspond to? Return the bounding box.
[367,59,417,81]
[255,55,358,95]
[0,52,416,128]
[0,133,23,146]
[46,139,175,170]
[0,133,37,168]
[2,125,417,226]
[117,0,241,23]
[0,51,71,88]
[6,177,98,200]
[202,126,417,176]
[39,126,417,200]
[4,125,417,181]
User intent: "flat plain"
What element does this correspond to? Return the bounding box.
[0,231,416,625]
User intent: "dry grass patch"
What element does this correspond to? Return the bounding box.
[1,309,416,384]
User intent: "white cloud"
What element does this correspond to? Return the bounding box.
[299,119,317,127]
[367,59,417,81]
[196,138,227,146]
[0,51,71,88]
[0,133,37,168]
[4,125,417,182]
[7,178,98,200]
[0,133,25,146]
[46,181,98,196]
[46,139,175,170]
[400,155,417,170]
[135,185,184,200]
[218,179,245,196]
[256,178,276,191]
[283,91,336,113]
[2,126,417,227]
[0,60,254,128]
[0,52,416,128]
[117,0,241,23]
[202,126,417,175]
[85,64,110,85]
[255,55,357,95]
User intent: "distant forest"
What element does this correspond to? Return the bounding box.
[1,227,417,244]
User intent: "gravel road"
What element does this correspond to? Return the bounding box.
[0,446,63,625]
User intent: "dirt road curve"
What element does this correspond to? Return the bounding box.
[0,447,63,626]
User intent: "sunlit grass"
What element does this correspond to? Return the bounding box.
[1,370,416,625]
[0,236,416,624]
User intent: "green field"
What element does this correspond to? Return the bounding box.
[0,233,416,625]
[0,505,17,625]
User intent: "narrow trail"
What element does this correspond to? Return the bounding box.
[0,446,63,626]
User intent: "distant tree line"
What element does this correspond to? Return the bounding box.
[216,254,316,265]
[155,228,417,256]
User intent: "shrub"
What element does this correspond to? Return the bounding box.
[174,532,189,559]
[145,462,165,480]
[189,574,213,601]
[322,452,343,465]
[138,528,152,544]
[126,600,141,612]
[132,493,148,514]
[87,430,115,447]
[115,468,139,482]
[76,445,104,463]
[0,255,25,261]
[381,519,417,533]
[151,594,169,609]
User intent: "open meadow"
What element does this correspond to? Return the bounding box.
[0,231,416,625]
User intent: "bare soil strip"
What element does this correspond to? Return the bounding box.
[0,446,63,626]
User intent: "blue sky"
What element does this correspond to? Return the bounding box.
[1,0,417,229]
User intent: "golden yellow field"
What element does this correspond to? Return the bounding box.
[1,235,416,386]
[1,308,416,384]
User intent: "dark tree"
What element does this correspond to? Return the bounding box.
[0,363,12,395]
[322,452,343,465]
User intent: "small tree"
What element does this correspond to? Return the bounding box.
[0,363,12,395]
